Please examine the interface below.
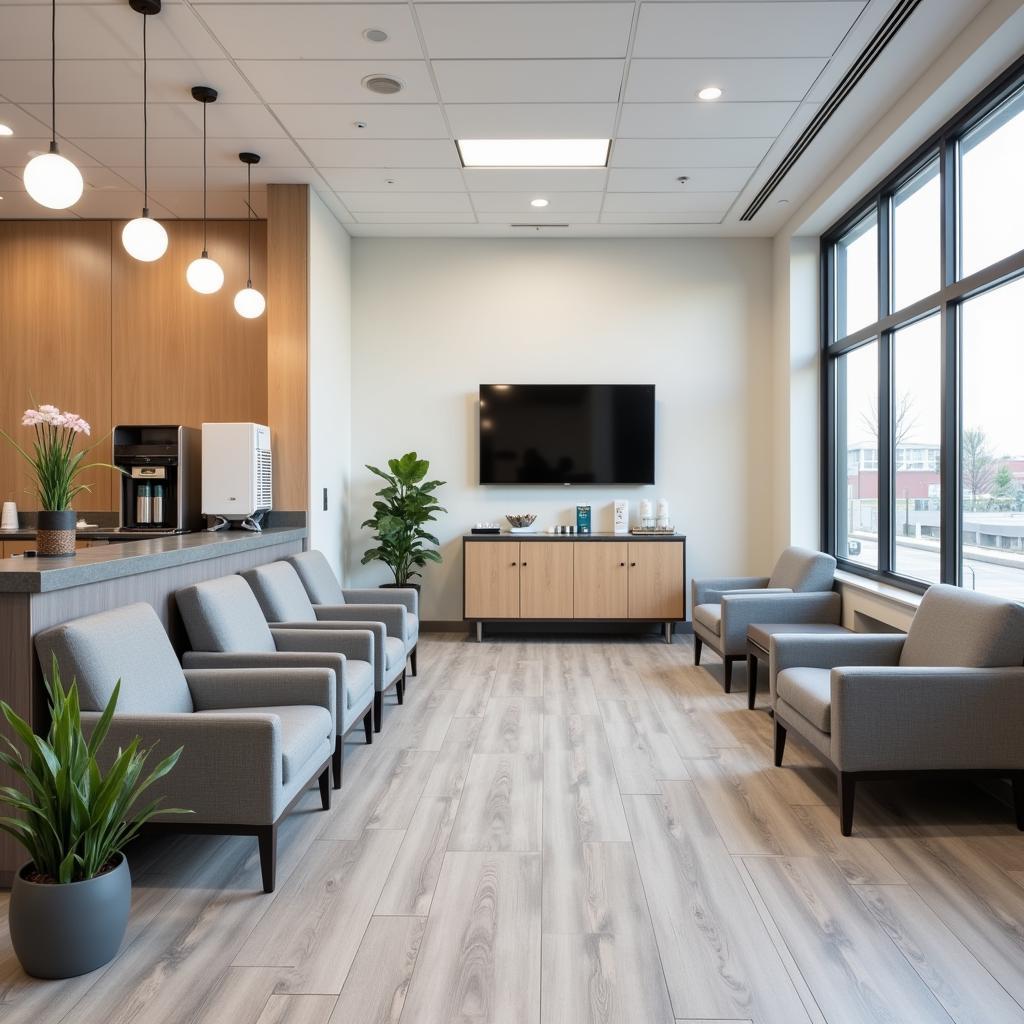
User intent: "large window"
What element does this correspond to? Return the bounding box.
[823,63,1024,601]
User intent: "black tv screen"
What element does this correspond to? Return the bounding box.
[479,384,655,485]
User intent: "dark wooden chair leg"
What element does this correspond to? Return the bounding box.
[723,656,733,693]
[319,766,331,810]
[331,736,343,790]
[364,708,374,744]
[397,671,405,705]
[838,772,856,836]
[694,635,703,666]
[258,824,277,894]
[1012,772,1024,830]
[773,718,787,767]
[374,690,383,733]
[410,645,418,677]
[747,654,758,710]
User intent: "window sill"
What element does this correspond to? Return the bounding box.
[834,569,924,611]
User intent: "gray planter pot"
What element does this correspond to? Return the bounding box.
[9,855,131,978]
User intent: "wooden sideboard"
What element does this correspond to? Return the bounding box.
[463,533,686,641]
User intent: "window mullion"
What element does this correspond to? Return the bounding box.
[878,330,894,575]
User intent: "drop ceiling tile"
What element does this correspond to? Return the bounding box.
[272,103,448,139]
[625,57,827,103]
[354,211,477,224]
[462,168,606,191]
[0,102,50,137]
[432,59,623,103]
[470,191,602,212]
[610,137,774,167]
[80,137,307,167]
[300,138,458,168]
[197,5,424,60]
[0,60,260,104]
[0,134,101,169]
[151,189,268,218]
[445,103,617,139]
[22,103,285,139]
[600,210,723,224]
[633,2,865,59]
[0,4,222,60]
[112,165,315,190]
[416,3,633,58]
[476,209,598,223]
[313,189,355,224]
[0,191,78,217]
[238,60,437,104]
[607,167,754,192]
[618,102,797,139]
[341,191,471,213]
[603,191,735,213]
[319,167,466,191]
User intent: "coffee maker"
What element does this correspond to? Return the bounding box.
[113,425,202,533]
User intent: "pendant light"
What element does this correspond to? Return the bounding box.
[24,0,84,209]
[186,85,224,294]
[122,0,168,262]
[234,152,266,319]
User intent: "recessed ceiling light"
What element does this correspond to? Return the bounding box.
[354,120,367,129]
[0,123,13,136]
[363,74,402,95]
[676,175,689,184]
[777,198,790,206]
[530,198,549,208]
[364,28,388,42]
[457,139,610,168]
[697,86,723,101]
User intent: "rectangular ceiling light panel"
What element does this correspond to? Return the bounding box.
[457,138,610,168]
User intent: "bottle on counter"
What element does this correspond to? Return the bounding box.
[136,483,152,525]
[151,483,165,525]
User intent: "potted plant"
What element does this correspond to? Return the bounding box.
[0,658,185,979]
[361,452,446,590]
[0,402,120,556]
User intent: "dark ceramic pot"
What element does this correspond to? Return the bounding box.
[380,582,421,594]
[9,855,131,978]
[36,509,76,558]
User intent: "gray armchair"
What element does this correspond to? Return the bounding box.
[34,603,335,893]
[287,549,420,676]
[241,561,407,733]
[691,546,839,692]
[771,583,1024,835]
[176,574,375,788]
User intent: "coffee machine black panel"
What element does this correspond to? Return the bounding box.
[114,425,201,533]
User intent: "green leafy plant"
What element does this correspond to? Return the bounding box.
[0,658,187,884]
[361,452,446,586]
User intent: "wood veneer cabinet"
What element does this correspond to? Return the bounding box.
[463,534,686,640]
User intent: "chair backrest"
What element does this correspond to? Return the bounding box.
[35,603,193,714]
[901,583,1024,668]
[241,561,318,624]
[287,550,345,606]
[768,547,837,592]
[176,575,277,653]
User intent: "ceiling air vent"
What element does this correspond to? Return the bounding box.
[362,75,403,95]
[740,0,924,221]
[510,223,570,229]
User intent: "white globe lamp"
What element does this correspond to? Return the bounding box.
[186,252,224,294]
[122,213,168,262]
[24,144,83,210]
[234,285,265,319]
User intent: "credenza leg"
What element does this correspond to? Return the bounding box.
[476,621,483,643]
[663,622,672,644]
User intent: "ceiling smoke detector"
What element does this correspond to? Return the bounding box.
[363,28,388,42]
[362,75,403,95]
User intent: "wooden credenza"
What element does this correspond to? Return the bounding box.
[463,533,686,641]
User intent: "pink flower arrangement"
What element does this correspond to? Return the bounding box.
[21,406,92,435]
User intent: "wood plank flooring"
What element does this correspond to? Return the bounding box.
[3,632,1024,1024]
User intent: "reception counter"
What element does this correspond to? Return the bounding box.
[0,526,307,884]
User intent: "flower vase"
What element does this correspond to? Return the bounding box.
[36,510,76,557]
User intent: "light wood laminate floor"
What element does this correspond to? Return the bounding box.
[3,633,1024,1024]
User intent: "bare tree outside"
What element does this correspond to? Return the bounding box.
[861,392,918,450]
[963,426,996,510]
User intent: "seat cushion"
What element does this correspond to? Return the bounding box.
[197,705,332,783]
[694,603,722,636]
[345,658,374,709]
[406,612,419,644]
[385,635,407,672]
[748,622,851,650]
[776,667,832,733]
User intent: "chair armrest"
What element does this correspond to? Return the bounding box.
[184,666,335,719]
[692,575,771,607]
[271,625,380,689]
[719,591,841,650]
[831,666,1024,772]
[314,602,405,639]
[770,632,906,676]
[343,587,418,616]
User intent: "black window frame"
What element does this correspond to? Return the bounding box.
[821,55,1024,594]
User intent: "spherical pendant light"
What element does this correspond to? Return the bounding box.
[24,0,83,210]
[186,253,224,294]
[234,152,266,319]
[233,286,266,318]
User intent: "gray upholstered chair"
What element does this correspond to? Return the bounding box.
[771,584,1024,836]
[241,561,406,733]
[287,549,420,676]
[176,575,375,787]
[691,546,840,692]
[34,603,335,893]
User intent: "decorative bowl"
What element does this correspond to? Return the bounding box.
[506,513,537,529]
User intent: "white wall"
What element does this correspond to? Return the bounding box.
[307,191,352,576]
[348,237,774,621]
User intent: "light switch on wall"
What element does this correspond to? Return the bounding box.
[323,488,328,512]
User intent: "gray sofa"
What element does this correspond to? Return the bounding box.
[287,550,420,676]
[34,603,335,892]
[691,546,839,692]
[176,574,375,788]
[242,561,407,733]
[771,583,1024,835]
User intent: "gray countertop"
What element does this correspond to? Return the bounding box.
[0,527,307,594]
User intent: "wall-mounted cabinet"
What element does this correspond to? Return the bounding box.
[463,535,686,640]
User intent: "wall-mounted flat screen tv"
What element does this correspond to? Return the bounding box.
[479,384,655,485]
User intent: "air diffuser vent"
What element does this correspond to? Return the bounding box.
[363,75,403,95]
[510,223,570,229]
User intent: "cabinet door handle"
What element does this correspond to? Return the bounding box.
[630,562,637,567]
[511,561,517,566]
[522,561,528,567]
[619,561,625,567]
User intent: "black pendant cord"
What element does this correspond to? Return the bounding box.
[142,13,149,214]
[202,101,208,253]
[246,162,253,285]
[49,0,56,151]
